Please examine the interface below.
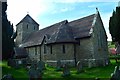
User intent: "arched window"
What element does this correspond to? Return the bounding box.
[62,45,65,53]
[27,24,28,29]
[44,45,47,54]
[34,26,35,30]
[50,45,52,54]
[35,47,37,55]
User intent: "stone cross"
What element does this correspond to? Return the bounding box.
[110,66,120,80]
[77,61,83,73]
[62,63,70,77]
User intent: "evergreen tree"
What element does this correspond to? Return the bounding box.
[109,6,120,44]
[2,2,16,60]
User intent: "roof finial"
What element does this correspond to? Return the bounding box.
[96,7,99,14]
[96,7,98,11]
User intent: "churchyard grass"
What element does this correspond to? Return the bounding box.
[1,60,29,80]
[1,59,120,80]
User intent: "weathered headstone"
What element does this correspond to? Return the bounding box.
[36,60,45,78]
[25,58,32,70]
[2,74,15,80]
[62,63,70,77]
[56,60,62,71]
[88,60,92,68]
[110,66,120,80]
[77,61,83,73]
[37,60,45,71]
[88,59,95,68]
[28,64,39,79]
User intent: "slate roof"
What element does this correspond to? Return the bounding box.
[47,21,77,44]
[14,47,28,58]
[68,14,95,39]
[16,14,39,26]
[20,13,97,47]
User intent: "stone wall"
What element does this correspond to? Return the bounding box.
[44,43,75,66]
[27,46,40,61]
[16,23,23,45]
[91,14,109,67]
[75,38,94,66]
[26,43,75,66]
[75,14,109,67]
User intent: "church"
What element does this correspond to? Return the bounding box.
[15,9,109,67]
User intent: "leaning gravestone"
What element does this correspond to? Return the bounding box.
[77,61,83,73]
[62,63,70,77]
[56,60,62,71]
[28,64,39,79]
[110,66,120,80]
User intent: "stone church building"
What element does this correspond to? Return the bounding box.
[15,10,109,67]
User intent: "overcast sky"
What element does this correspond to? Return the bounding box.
[7,0,120,41]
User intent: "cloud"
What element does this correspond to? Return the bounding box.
[51,7,75,14]
[7,0,53,29]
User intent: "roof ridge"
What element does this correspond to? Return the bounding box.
[69,14,95,24]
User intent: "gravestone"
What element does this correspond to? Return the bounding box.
[110,66,120,80]
[37,60,45,71]
[25,58,32,70]
[88,59,95,68]
[88,60,92,68]
[56,60,62,71]
[28,64,39,79]
[2,74,15,80]
[62,63,70,77]
[37,60,45,78]
[7,59,19,69]
[77,61,83,73]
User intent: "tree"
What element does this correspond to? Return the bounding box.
[2,2,16,60]
[109,6,120,63]
[109,6,120,44]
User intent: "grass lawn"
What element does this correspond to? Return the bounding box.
[1,59,120,80]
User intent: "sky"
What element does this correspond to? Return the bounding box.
[7,0,120,41]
